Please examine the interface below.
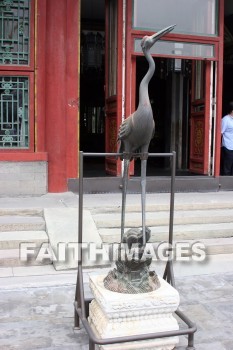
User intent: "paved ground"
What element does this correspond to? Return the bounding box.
[0,265,233,349]
[1,191,233,349]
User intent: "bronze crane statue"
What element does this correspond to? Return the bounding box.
[118,24,176,247]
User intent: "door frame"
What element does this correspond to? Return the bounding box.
[104,0,224,177]
[123,0,224,176]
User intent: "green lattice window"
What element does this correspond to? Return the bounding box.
[0,76,29,148]
[0,0,30,65]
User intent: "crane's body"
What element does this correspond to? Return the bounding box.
[118,105,154,156]
[118,37,156,156]
[118,24,176,246]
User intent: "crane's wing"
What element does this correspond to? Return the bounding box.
[117,115,133,141]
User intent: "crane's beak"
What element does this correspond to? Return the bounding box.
[150,24,176,46]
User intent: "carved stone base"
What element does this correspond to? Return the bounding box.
[88,274,180,349]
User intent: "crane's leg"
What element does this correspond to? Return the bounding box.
[121,155,130,240]
[141,153,148,247]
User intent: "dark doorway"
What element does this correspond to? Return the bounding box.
[80,0,106,176]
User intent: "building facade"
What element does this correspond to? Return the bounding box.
[0,0,232,194]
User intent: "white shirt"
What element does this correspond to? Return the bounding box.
[221,114,233,150]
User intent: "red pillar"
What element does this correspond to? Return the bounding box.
[44,0,79,192]
[65,0,79,179]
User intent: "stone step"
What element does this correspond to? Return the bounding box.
[192,237,233,255]
[0,208,43,217]
[0,210,47,267]
[89,200,233,214]
[92,208,233,228]
[0,248,52,267]
[147,237,233,256]
[0,230,48,249]
[0,215,46,232]
[99,222,233,243]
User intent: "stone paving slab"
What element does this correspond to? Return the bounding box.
[1,271,233,349]
[0,267,13,277]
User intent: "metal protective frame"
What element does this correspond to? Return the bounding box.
[74,151,197,350]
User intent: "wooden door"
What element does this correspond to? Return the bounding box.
[189,61,211,174]
[105,0,123,175]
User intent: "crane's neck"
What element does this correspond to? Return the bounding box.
[138,49,155,107]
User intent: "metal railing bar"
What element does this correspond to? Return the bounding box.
[81,152,175,157]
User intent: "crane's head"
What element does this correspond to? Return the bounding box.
[141,24,176,52]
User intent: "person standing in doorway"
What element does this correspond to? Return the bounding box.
[221,101,233,175]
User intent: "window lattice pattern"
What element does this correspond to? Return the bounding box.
[0,76,29,148]
[0,0,30,65]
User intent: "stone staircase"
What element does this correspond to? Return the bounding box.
[0,208,51,267]
[1,194,233,268]
[90,200,233,256]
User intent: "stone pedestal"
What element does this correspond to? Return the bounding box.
[88,274,180,350]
